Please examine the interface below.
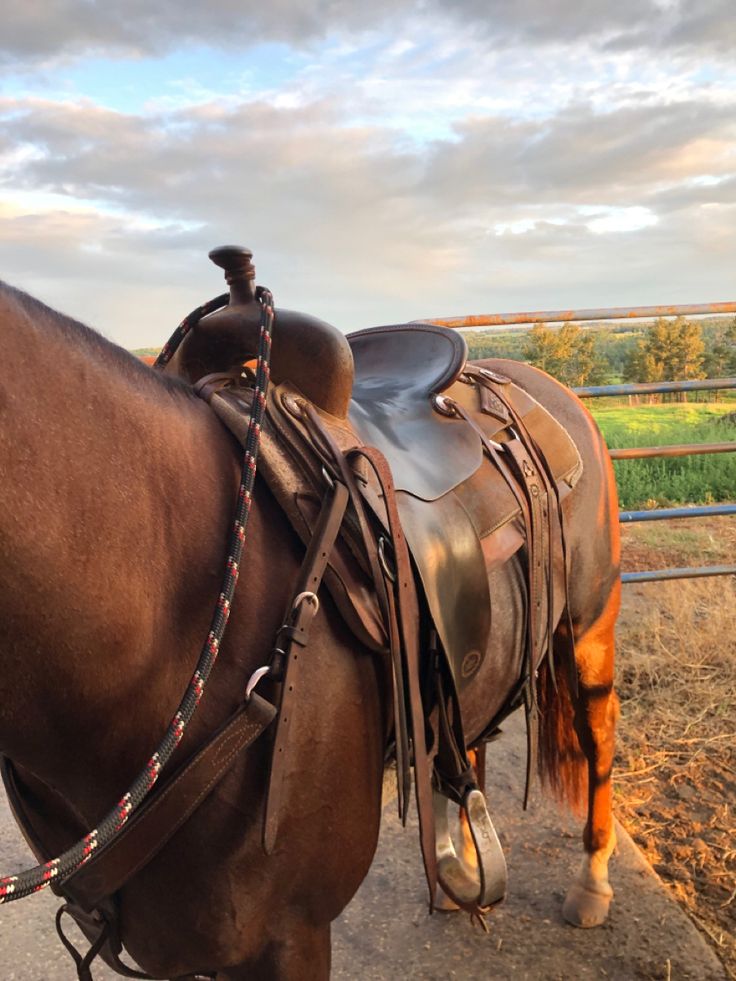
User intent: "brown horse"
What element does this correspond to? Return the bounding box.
[0,279,620,979]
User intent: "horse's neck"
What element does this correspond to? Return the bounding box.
[0,289,242,796]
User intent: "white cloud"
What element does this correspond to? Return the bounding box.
[0,2,733,347]
[586,206,658,234]
[494,219,541,236]
[3,0,736,72]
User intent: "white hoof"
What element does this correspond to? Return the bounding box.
[562,882,612,928]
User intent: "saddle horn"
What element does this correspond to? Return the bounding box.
[163,245,354,419]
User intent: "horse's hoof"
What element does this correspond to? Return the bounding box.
[434,885,460,912]
[562,883,612,928]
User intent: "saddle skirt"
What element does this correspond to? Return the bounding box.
[206,334,582,690]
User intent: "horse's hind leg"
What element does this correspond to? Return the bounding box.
[555,581,621,928]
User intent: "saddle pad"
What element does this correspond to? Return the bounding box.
[348,324,479,501]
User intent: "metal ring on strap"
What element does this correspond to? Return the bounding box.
[293,591,319,614]
[245,665,271,701]
[377,536,396,583]
[432,393,456,417]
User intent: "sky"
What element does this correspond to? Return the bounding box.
[1,1,734,349]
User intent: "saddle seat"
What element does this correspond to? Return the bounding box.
[348,324,480,501]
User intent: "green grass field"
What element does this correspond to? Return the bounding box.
[589,401,736,508]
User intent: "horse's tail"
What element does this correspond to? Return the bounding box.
[536,647,588,816]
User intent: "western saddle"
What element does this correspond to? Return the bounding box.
[175,246,582,915]
[5,247,583,976]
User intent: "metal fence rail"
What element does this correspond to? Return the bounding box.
[574,377,736,399]
[619,504,736,523]
[621,566,736,584]
[429,302,735,585]
[610,443,735,460]
[422,301,736,330]
[571,377,736,585]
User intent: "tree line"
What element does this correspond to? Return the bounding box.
[466,317,736,391]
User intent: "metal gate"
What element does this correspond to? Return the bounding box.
[422,302,736,585]
[574,377,736,583]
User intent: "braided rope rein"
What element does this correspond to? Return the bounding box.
[0,288,274,902]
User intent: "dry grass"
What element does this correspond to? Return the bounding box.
[616,562,736,977]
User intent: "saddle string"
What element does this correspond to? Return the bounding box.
[0,289,274,904]
[347,445,438,902]
[506,402,579,698]
[261,474,351,854]
[467,369,579,789]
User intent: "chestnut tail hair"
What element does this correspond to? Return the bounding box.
[536,653,588,817]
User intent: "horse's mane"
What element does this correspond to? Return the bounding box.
[0,280,197,402]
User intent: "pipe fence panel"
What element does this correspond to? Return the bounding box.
[427,301,736,587]
[421,301,736,330]
[570,376,736,582]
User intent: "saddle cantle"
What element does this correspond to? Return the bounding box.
[348,323,477,500]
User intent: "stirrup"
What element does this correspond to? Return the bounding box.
[433,787,507,912]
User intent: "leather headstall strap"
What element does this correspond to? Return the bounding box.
[55,899,170,981]
[55,894,214,981]
[1,693,276,981]
[60,694,276,911]
[262,467,350,853]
